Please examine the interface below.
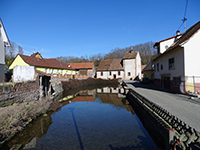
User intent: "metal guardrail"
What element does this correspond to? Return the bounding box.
[124,82,200,150]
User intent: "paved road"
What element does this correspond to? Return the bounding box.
[124,80,200,132]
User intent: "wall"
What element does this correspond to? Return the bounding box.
[96,71,109,79]
[0,78,40,107]
[0,27,4,82]
[123,59,135,80]
[184,29,200,77]
[159,38,176,54]
[135,53,141,78]
[96,70,124,79]
[9,55,30,70]
[154,47,184,80]
[36,67,75,76]
[13,66,35,82]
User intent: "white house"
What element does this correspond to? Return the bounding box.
[153,20,200,94]
[96,51,141,80]
[0,18,10,82]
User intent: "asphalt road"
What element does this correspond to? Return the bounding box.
[124,80,200,132]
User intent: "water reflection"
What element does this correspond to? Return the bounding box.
[4,85,157,150]
[4,112,53,150]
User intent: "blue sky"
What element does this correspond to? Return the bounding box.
[1,0,200,58]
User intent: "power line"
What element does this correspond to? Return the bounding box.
[174,0,188,35]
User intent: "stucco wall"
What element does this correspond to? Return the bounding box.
[124,59,135,79]
[184,29,200,77]
[136,53,141,78]
[13,66,35,82]
[97,70,124,79]
[0,31,4,65]
[154,47,184,80]
[159,38,176,54]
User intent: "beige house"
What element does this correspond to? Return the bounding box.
[96,50,141,80]
[0,18,10,82]
[153,21,200,94]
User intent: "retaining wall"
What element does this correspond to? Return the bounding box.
[0,77,40,107]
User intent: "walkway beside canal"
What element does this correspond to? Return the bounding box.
[123,80,200,132]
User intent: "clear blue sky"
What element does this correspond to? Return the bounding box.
[1,0,199,58]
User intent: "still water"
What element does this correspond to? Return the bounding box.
[7,87,157,150]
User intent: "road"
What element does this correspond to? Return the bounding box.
[124,80,200,132]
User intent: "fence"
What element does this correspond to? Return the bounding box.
[179,76,200,96]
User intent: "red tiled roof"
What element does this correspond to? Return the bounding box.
[154,20,200,61]
[19,54,73,70]
[97,59,123,71]
[69,62,94,69]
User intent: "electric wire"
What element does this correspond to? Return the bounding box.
[174,0,188,35]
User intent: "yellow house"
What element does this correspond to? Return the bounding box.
[142,61,154,80]
[9,53,75,75]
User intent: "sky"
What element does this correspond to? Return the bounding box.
[0,0,200,59]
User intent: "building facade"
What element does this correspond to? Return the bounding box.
[9,54,75,76]
[96,51,141,80]
[153,21,200,94]
[0,19,10,82]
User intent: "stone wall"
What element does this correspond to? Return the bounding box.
[0,76,40,107]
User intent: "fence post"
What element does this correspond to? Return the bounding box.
[193,76,197,97]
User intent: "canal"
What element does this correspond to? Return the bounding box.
[5,86,158,150]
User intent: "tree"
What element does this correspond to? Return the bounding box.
[5,41,24,65]
[18,45,23,55]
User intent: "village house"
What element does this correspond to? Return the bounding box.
[142,62,154,80]
[0,18,10,82]
[153,20,200,94]
[68,62,95,78]
[96,50,141,80]
[9,53,76,77]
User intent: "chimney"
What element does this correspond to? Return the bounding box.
[129,47,134,53]
[176,30,180,35]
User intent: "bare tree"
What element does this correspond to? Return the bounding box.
[18,45,23,55]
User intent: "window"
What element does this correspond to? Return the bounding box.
[169,58,175,69]
[161,64,163,70]
[157,63,159,71]
[118,71,120,75]
[101,72,103,76]
[173,77,181,86]
[110,71,112,76]
[128,72,131,76]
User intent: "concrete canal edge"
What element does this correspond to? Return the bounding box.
[122,81,200,150]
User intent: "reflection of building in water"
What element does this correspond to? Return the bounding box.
[6,112,53,149]
[61,89,96,107]
[97,86,125,98]
[73,89,96,102]
[97,87,134,114]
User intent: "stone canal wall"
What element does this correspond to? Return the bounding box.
[0,78,40,107]
[123,82,200,150]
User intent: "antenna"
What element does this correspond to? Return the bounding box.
[182,0,188,32]
[174,0,188,35]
